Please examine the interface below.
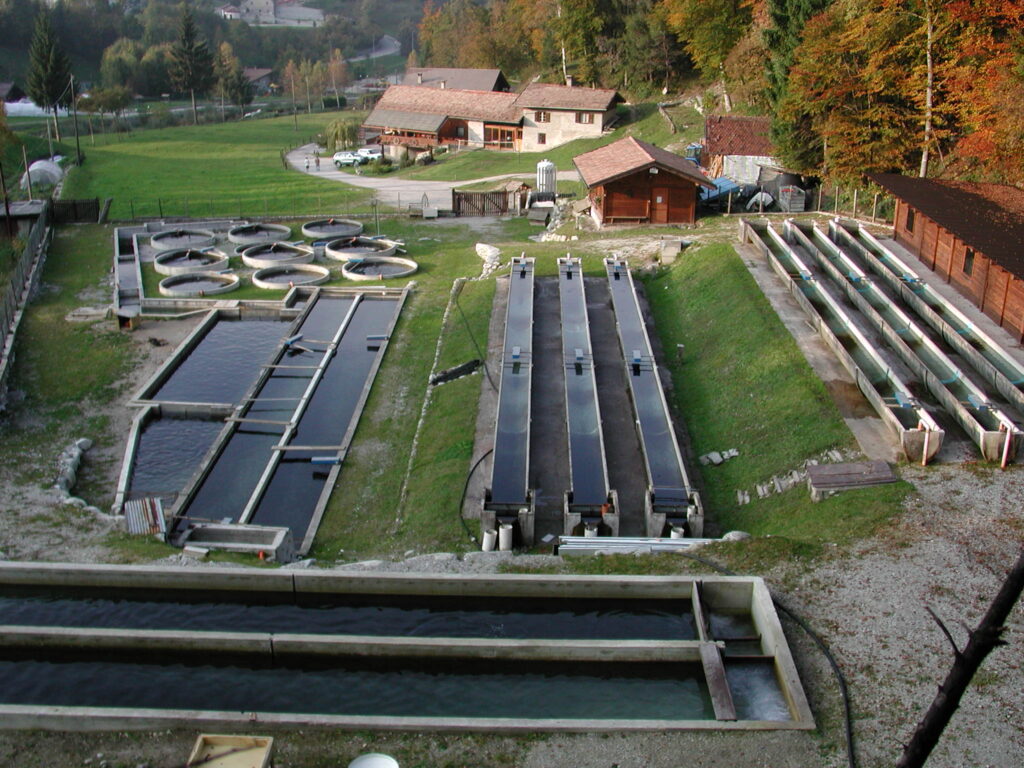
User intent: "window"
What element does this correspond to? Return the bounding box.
[963,248,975,277]
[905,207,916,233]
[456,125,465,138]
[536,110,550,123]
[575,111,595,124]
[537,133,546,145]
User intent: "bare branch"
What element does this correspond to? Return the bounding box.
[925,605,962,657]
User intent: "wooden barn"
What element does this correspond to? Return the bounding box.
[870,173,1024,342]
[574,137,714,227]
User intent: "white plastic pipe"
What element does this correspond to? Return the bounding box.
[498,523,513,551]
[670,526,685,539]
[481,528,497,552]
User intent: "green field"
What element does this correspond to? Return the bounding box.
[60,112,374,220]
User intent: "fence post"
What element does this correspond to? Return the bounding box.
[833,186,840,214]
[852,189,859,219]
[817,186,824,212]
[872,193,879,222]
[129,199,135,220]
[157,198,163,218]
[185,198,189,218]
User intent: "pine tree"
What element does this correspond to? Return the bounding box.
[169,6,213,126]
[26,11,72,142]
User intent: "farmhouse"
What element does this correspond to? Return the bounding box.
[516,81,621,152]
[242,68,274,95]
[362,80,622,156]
[363,86,521,156]
[870,173,1024,342]
[574,136,714,227]
[703,115,776,185]
[401,68,510,92]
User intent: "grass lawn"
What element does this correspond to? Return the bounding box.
[394,102,703,182]
[2,224,133,500]
[642,242,910,546]
[60,113,374,221]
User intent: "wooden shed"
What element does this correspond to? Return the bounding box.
[574,137,714,226]
[870,173,1024,342]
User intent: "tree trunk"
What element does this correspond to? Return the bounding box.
[190,89,198,125]
[720,68,732,113]
[919,2,935,178]
[52,108,62,142]
[896,549,1024,768]
[305,76,312,114]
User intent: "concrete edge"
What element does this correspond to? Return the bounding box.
[0,706,815,732]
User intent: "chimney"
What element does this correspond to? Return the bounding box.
[417,72,423,85]
[565,75,574,87]
[440,80,446,89]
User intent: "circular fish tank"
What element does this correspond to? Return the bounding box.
[241,242,315,269]
[227,222,292,246]
[302,218,364,239]
[150,228,216,251]
[252,264,331,290]
[154,248,229,276]
[324,236,398,262]
[341,255,418,281]
[158,272,240,297]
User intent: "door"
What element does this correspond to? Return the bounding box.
[652,187,669,224]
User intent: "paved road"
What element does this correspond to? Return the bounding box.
[286,144,580,210]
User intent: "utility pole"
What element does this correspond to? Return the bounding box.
[22,146,33,200]
[70,74,82,166]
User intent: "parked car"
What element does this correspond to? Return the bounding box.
[357,146,383,160]
[333,151,367,167]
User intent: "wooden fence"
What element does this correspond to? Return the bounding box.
[51,198,100,224]
[0,201,52,409]
[453,190,509,216]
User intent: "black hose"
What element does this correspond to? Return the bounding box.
[675,550,856,768]
[458,448,493,542]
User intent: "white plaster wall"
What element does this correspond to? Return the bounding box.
[521,110,604,152]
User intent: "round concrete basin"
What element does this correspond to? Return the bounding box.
[241,242,315,269]
[301,218,363,239]
[150,228,216,251]
[158,272,240,297]
[154,248,229,276]
[252,264,331,289]
[341,255,418,281]
[228,222,292,246]
[324,237,398,262]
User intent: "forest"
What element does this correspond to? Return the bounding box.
[417,0,1024,182]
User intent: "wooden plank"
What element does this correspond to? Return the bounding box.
[692,582,711,643]
[807,460,896,491]
[263,364,320,369]
[700,643,737,721]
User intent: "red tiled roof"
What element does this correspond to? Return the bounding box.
[573,136,715,189]
[243,68,273,81]
[374,84,521,123]
[869,173,1024,280]
[704,115,774,157]
[514,83,621,111]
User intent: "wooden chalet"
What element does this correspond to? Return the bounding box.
[402,68,510,92]
[574,137,714,227]
[363,85,521,156]
[703,116,776,184]
[870,173,1024,342]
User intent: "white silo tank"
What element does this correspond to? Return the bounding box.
[536,159,556,195]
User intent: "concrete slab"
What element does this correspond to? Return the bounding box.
[529,277,570,542]
[586,278,649,536]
